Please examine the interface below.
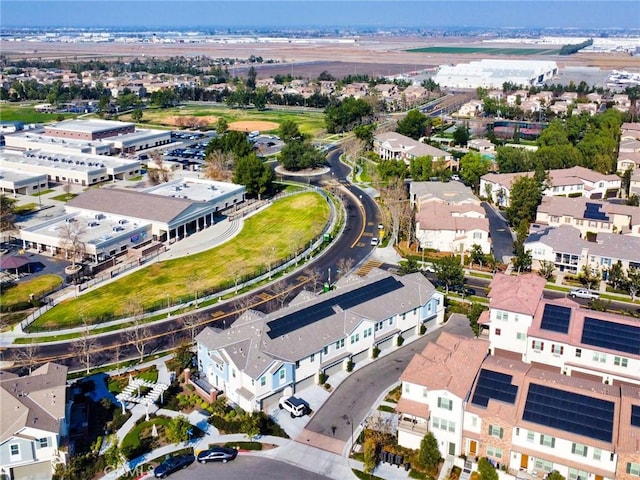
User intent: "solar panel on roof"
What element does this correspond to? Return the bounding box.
[581,317,640,356]
[471,369,518,407]
[523,383,615,442]
[266,276,404,339]
[583,203,609,221]
[632,405,640,428]
[540,304,571,334]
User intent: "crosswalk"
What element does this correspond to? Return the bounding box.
[355,260,383,276]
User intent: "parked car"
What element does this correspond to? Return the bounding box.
[371,237,379,246]
[153,453,195,478]
[569,288,599,300]
[279,396,309,418]
[451,284,476,296]
[196,447,238,464]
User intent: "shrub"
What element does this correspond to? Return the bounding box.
[371,346,380,358]
[418,324,426,335]
[346,360,354,372]
[363,437,378,474]
[318,372,328,384]
[396,335,405,347]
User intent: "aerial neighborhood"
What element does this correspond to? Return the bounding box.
[0,10,639,480]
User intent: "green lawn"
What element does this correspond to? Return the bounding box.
[0,274,64,310]
[49,193,78,202]
[32,192,330,329]
[0,103,79,123]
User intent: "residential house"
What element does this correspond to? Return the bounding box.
[467,138,495,154]
[534,195,640,237]
[0,363,69,480]
[396,332,489,453]
[341,82,369,99]
[415,202,491,254]
[457,100,484,118]
[613,94,631,113]
[617,152,640,173]
[525,224,640,275]
[195,271,444,412]
[631,170,640,196]
[374,132,454,169]
[559,92,578,104]
[620,138,640,154]
[409,181,479,208]
[480,166,621,207]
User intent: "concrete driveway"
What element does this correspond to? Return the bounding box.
[482,201,514,264]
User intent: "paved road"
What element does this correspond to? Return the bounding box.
[482,201,514,264]
[302,314,473,447]
[168,455,332,480]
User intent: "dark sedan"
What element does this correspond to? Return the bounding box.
[197,446,238,464]
[153,453,195,478]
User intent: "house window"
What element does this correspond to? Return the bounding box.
[232,369,236,378]
[614,356,628,367]
[10,444,19,456]
[540,434,555,448]
[473,232,482,240]
[551,344,564,355]
[568,468,589,480]
[627,462,640,476]
[335,339,345,349]
[279,369,285,380]
[532,340,544,352]
[516,332,526,340]
[593,448,602,461]
[310,353,315,363]
[487,445,503,459]
[575,348,582,358]
[389,317,394,325]
[363,328,372,338]
[527,431,534,443]
[36,438,49,448]
[495,328,501,336]
[593,352,607,363]
[534,459,554,473]
[471,415,478,427]
[375,321,384,331]
[260,376,266,387]
[437,397,453,411]
[323,346,328,355]
[350,333,359,344]
[488,425,504,439]
[571,443,588,457]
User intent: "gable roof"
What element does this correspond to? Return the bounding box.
[67,188,194,224]
[416,202,489,232]
[375,132,450,159]
[0,362,68,443]
[488,273,546,316]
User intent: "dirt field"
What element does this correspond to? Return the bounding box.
[2,35,637,78]
[167,115,218,126]
[228,120,279,132]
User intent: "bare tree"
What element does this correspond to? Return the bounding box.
[189,270,206,306]
[58,220,86,268]
[124,318,152,364]
[63,179,73,200]
[337,257,355,278]
[111,342,122,375]
[17,341,40,374]
[181,313,203,342]
[269,281,290,310]
[379,177,412,247]
[230,260,248,294]
[146,151,173,185]
[304,267,322,294]
[73,321,98,374]
[203,150,234,182]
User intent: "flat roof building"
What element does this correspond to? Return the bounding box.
[44,119,135,141]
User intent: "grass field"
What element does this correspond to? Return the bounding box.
[407,46,560,55]
[0,103,79,123]
[126,105,327,137]
[32,192,330,329]
[0,274,64,308]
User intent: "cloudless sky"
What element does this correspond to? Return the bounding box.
[2,1,639,29]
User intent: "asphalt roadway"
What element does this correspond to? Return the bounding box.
[7,149,383,370]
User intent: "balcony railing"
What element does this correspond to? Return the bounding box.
[397,417,429,436]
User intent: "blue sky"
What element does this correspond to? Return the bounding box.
[2,1,639,29]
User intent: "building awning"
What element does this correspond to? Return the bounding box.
[395,397,430,419]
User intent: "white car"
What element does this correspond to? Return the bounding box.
[569,288,599,300]
[371,237,379,246]
[279,396,308,418]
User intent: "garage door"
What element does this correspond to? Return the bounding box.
[324,360,345,378]
[261,389,285,411]
[295,374,316,391]
[12,461,52,480]
[402,326,417,340]
[378,337,394,353]
[353,350,369,365]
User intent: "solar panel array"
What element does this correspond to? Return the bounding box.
[523,383,615,442]
[632,405,640,428]
[581,317,640,356]
[266,276,404,339]
[471,369,518,407]
[540,304,572,333]
[583,202,609,221]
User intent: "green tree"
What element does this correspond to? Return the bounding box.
[396,109,429,140]
[354,123,376,151]
[622,167,633,197]
[246,66,257,90]
[233,154,274,199]
[459,151,491,192]
[545,471,566,480]
[537,119,570,147]
[166,415,191,444]
[324,97,373,133]
[278,119,303,144]
[579,265,601,291]
[452,123,470,146]
[538,260,556,280]
[477,457,499,480]
[626,267,640,301]
[217,117,228,134]
[377,159,407,181]
[418,432,441,472]
[435,256,464,294]
[409,156,433,180]
[468,303,488,337]
[103,442,125,471]
[241,412,261,441]
[470,244,485,268]
[131,108,143,123]
[512,220,533,273]
[206,130,253,158]
[278,139,326,171]
[363,437,377,474]
[606,260,626,290]
[507,175,544,227]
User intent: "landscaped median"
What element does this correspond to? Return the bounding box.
[30,192,330,330]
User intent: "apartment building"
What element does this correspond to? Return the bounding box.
[395,273,640,479]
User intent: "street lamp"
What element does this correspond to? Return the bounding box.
[166,293,171,318]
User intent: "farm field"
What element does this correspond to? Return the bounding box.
[31,192,330,330]
[407,46,561,55]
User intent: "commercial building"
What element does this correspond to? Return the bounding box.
[0,167,48,196]
[433,59,558,89]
